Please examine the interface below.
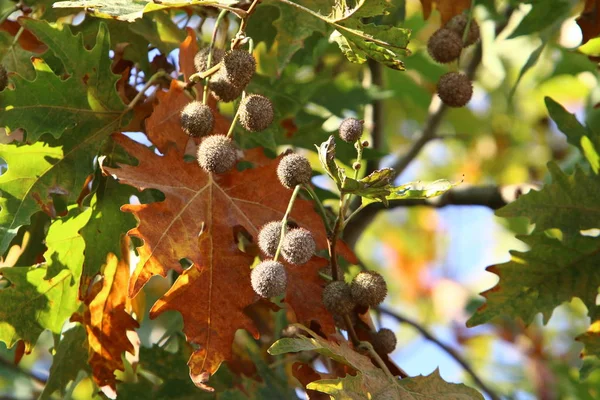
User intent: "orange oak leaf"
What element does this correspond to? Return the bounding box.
[104,133,338,387]
[420,0,471,24]
[180,27,199,82]
[285,256,335,334]
[71,241,139,398]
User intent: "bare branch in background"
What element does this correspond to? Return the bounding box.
[379,307,501,400]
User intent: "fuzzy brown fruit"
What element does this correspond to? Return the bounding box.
[210,69,245,103]
[222,49,256,89]
[239,94,274,132]
[251,260,287,298]
[372,328,397,354]
[180,101,214,137]
[322,281,355,316]
[257,221,282,257]
[437,72,473,108]
[339,117,364,143]
[350,271,387,307]
[194,47,225,73]
[196,135,237,174]
[277,153,312,189]
[281,228,315,265]
[446,14,480,47]
[427,28,463,64]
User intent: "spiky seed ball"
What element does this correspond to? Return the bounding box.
[196,135,237,174]
[251,260,287,298]
[194,47,225,73]
[427,28,463,64]
[281,228,315,265]
[180,101,214,137]
[437,72,473,108]
[339,118,364,143]
[372,328,397,354]
[222,49,256,89]
[258,221,282,257]
[277,153,312,189]
[350,271,387,307]
[239,94,274,132]
[210,69,245,102]
[322,281,355,316]
[0,65,7,91]
[446,14,480,47]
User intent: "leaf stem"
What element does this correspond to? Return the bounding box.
[274,185,302,261]
[343,202,366,228]
[231,0,261,49]
[302,184,333,233]
[203,9,229,105]
[126,70,167,111]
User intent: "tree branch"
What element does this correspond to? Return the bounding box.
[379,307,501,400]
[344,183,537,247]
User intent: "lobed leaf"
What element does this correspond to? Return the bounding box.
[269,325,483,399]
[0,208,89,351]
[496,163,600,237]
[467,232,600,327]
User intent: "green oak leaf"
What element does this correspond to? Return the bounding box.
[0,208,89,351]
[496,163,600,237]
[332,21,411,70]
[467,232,600,328]
[40,324,90,400]
[545,97,600,173]
[80,173,137,282]
[269,324,482,399]
[508,0,570,39]
[329,0,391,21]
[262,0,328,74]
[341,168,395,205]
[0,21,130,255]
[0,19,125,142]
[53,0,238,22]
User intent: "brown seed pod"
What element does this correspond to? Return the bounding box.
[437,72,473,108]
[446,14,480,47]
[210,69,245,103]
[251,260,287,298]
[180,101,214,137]
[222,49,256,89]
[277,153,312,189]
[0,65,7,91]
[350,271,387,307]
[194,47,225,73]
[257,221,282,257]
[196,135,237,174]
[239,94,274,132]
[427,28,463,64]
[339,118,364,143]
[322,281,355,316]
[281,228,315,265]
[371,328,397,354]
[333,312,358,331]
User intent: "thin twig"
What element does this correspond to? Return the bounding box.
[302,184,333,233]
[231,0,261,49]
[203,9,228,105]
[126,70,167,111]
[379,307,501,400]
[274,185,302,261]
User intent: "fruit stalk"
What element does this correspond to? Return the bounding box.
[203,9,229,105]
[273,184,302,262]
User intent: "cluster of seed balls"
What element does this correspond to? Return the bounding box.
[180,47,274,174]
[427,13,480,108]
[250,152,315,298]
